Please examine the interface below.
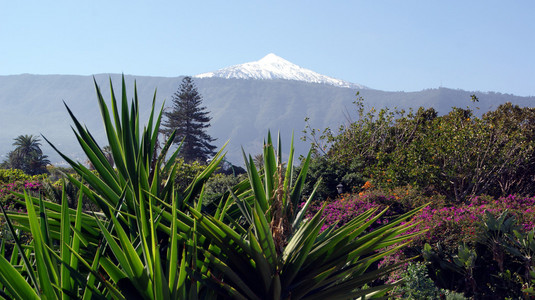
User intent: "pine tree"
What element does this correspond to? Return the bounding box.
[161,77,216,163]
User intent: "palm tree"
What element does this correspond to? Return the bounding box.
[12,135,43,156]
[26,153,50,175]
[5,135,49,174]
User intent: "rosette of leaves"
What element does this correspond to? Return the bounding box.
[0,76,225,299]
[189,132,427,299]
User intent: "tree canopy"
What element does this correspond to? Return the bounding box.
[302,98,535,202]
[1,134,50,175]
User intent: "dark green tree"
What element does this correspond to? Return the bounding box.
[1,134,50,175]
[161,76,216,163]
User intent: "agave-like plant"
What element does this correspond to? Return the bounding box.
[0,76,225,299]
[188,132,426,299]
[0,183,119,299]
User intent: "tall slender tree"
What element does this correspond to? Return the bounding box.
[161,76,216,163]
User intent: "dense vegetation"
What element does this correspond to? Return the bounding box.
[302,94,535,203]
[0,78,422,299]
[2,80,535,298]
[299,94,535,298]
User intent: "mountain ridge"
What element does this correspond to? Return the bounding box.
[1,71,534,165]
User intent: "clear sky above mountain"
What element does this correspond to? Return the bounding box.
[1,1,534,96]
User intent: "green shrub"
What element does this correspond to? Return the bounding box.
[297,155,365,201]
[45,165,77,182]
[0,169,47,184]
[203,172,245,206]
[395,262,466,299]
[173,157,206,192]
[304,97,535,203]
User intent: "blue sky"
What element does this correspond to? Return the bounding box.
[1,1,534,96]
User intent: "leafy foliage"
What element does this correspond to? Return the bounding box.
[171,157,207,193]
[0,169,47,184]
[304,95,535,203]
[296,155,364,201]
[395,262,466,299]
[202,172,245,207]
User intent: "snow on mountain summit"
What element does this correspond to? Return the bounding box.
[194,54,366,89]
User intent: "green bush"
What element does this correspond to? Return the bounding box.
[297,155,365,201]
[395,262,466,299]
[172,157,206,192]
[45,165,77,182]
[202,172,245,206]
[0,169,46,184]
[304,97,535,203]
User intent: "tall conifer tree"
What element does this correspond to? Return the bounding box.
[161,76,216,162]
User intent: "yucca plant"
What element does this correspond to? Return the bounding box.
[0,76,225,299]
[0,181,113,299]
[188,132,426,299]
[45,76,228,298]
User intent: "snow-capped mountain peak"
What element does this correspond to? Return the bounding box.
[257,53,293,67]
[194,54,366,89]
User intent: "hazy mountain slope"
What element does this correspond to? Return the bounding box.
[1,74,534,166]
[193,78,362,161]
[354,88,534,116]
[0,74,175,164]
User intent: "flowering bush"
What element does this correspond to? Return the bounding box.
[307,188,535,297]
[309,186,535,251]
[0,180,42,210]
[307,193,390,232]
[307,184,444,231]
[0,169,46,210]
[412,195,535,251]
[0,177,42,250]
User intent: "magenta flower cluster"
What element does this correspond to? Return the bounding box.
[0,180,42,211]
[411,194,535,247]
[306,192,535,286]
[306,194,399,232]
[308,192,535,251]
[0,180,41,194]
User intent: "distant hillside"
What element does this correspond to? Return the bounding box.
[1,74,533,165]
